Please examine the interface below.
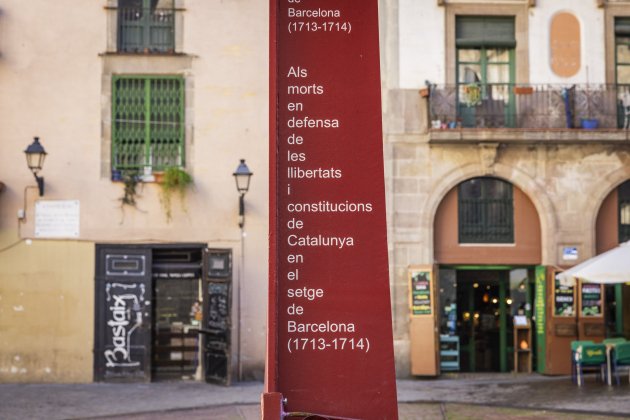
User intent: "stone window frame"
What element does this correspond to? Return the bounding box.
[444,3,530,85]
[100,0,193,179]
[604,4,630,84]
[100,56,195,179]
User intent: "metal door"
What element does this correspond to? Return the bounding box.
[201,248,232,385]
[94,245,153,382]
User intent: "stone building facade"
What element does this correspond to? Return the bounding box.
[0,0,268,383]
[380,0,630,375]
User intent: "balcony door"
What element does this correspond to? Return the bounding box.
[456,16,516,128]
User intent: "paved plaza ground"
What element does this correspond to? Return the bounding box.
[1,374,629,419]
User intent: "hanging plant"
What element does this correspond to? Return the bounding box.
[119,170,141,209]
[462,83,482,107]
[159,166,193,222]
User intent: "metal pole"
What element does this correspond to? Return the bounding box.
[237,195,246,382]
[237,226,245,382]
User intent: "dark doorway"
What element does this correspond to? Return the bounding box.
[449,268,532,373]
[457,270,507,372]
[152,247,203,381]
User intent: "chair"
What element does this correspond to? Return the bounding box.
[571,340,593,383]
[612,342,630,385]
[575,343,607,386]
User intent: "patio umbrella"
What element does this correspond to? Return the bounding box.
[556,241,630,284]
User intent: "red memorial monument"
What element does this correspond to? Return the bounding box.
[265,1,398,418]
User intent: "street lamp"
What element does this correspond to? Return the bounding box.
[24,137,47,196]
[233,159,253,228]
[232,159,252,382]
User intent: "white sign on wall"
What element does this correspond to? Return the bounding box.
[562,246,578,261]
[35,200,80,238]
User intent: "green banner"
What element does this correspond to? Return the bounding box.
[535,266,546,374]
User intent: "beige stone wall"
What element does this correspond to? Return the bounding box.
[384,89,630,375]
[0,238,94,382]
[0,0,268,381]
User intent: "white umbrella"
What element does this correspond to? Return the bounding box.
[556,241,630,284]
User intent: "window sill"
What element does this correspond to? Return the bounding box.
[458,243,516,247]
[100,51,194,58]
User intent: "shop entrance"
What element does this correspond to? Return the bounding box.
[152,247,204,381]
[439,267,533,373]
[94,244,233,384]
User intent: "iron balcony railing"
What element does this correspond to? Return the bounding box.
[118,6,175,53]
[428,84,630,130]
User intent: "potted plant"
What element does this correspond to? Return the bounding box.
[462,82,482,107]
[159,166,193,221]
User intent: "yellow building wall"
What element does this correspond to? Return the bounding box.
[0,237,94,382]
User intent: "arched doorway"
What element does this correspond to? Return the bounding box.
[596,179,630,338]
[433,177,542,372]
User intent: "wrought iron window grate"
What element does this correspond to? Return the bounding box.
[458,178,514,244]
[112,76,184,171]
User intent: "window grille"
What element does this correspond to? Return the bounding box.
[458,178,514,243]
[112,76,184,171]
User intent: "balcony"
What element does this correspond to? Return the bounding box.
[427,84,630,143]
[118,6,175,53]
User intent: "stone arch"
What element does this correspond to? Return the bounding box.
[421,162,557,264]
[588,165,630,254]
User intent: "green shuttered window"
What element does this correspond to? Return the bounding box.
[112,76,184,171]
[118,0,175,53]
[458,178,514,244]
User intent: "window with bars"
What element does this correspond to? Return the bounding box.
[118,0,175,53]
[112,76,184,172]
[619,180,630,243]
[458,177,514,244]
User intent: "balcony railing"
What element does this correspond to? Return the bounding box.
[118,7,175,53]
[428,84,630,130]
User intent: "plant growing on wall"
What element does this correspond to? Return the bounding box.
[119,170,141,209]
[159,166,193,222]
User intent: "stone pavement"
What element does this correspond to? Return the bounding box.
[1,374,629,419]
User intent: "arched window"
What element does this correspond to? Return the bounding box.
[458,177,514,243]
